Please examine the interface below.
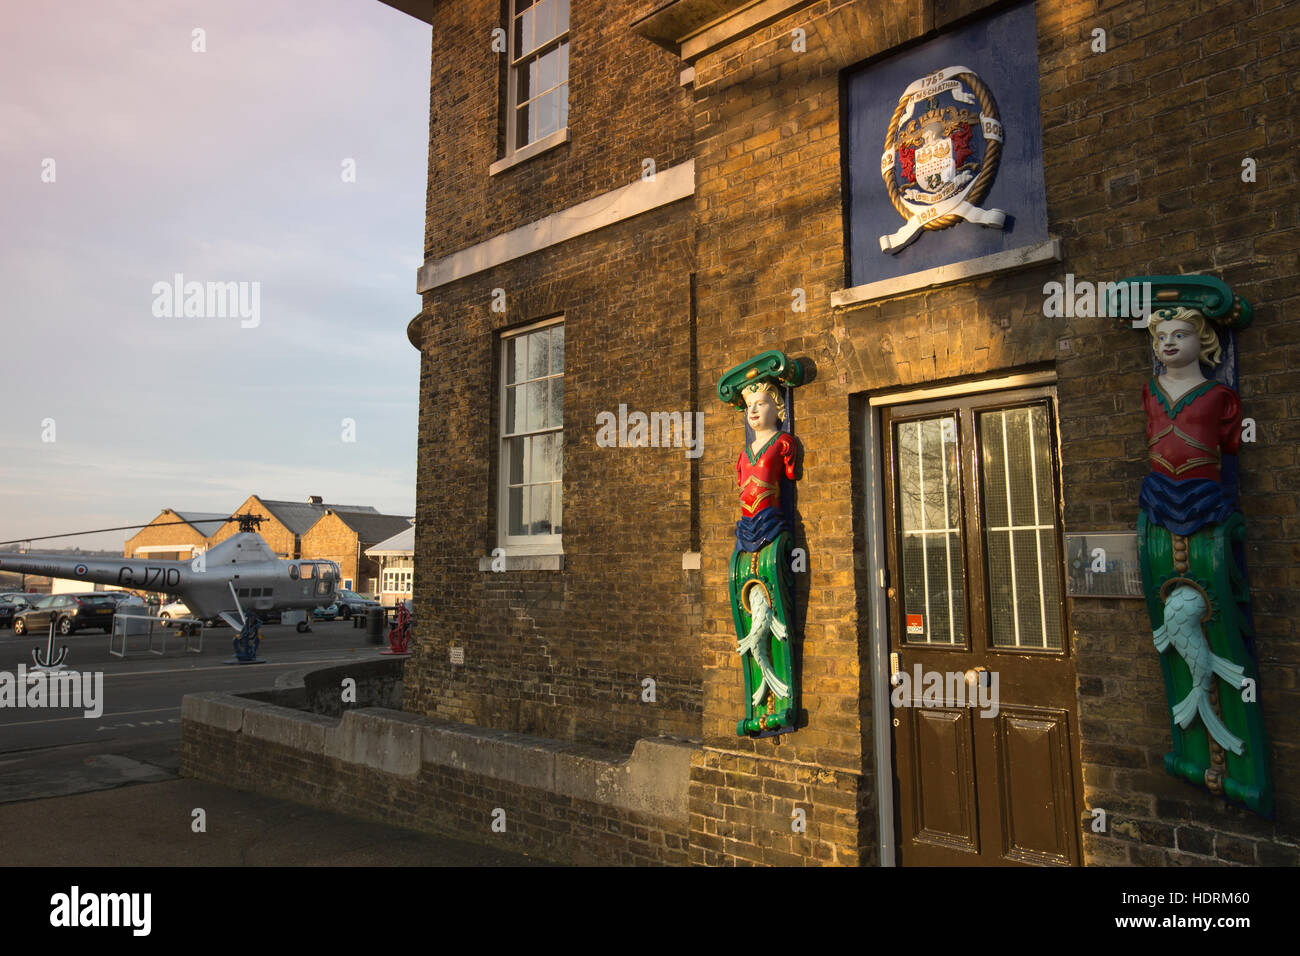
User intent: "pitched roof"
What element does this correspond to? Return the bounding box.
[325,510,414,545]
[172,511,228,537]
[365,523,415,556]
[254,498,379,536]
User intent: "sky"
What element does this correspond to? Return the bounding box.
[0,0,431,551]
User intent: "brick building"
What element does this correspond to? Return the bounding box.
[119,499,409,590]
[185,0,1296,867]
[124,510,227,560]
[395,0,703,752]
[206,495,382,560]
[301,510,414,592]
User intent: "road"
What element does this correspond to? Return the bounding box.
[0,617,386,801]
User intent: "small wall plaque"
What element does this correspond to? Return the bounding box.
[1064,532,1144,598]
[449,646,464,665]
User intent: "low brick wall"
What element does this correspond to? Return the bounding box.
[180,691,694,865]
[303,657,404,717]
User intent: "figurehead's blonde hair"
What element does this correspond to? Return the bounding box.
[1148,306,1222,368]
[743,380,786,423]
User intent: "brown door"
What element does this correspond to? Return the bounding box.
[883,386,1081,866]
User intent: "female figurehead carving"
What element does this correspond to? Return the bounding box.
[1129,290,1272,817]
[716,351,805,737]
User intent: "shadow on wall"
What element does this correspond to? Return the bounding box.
[239,657,405,717]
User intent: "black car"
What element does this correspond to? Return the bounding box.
[333,589,381,620]
[0,596,22,630]
[12,593,117,636]
[0,592,37,622]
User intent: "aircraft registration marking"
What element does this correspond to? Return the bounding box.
[117,566,181,589]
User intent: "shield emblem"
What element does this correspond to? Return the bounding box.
[915,137,955,196]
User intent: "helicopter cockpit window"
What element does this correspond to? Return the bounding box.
[288,564,299,581]
[316,565,335,597]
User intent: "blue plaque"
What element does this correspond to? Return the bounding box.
[844,1,1049,286]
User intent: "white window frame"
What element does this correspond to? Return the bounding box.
[382,567,413,594]
[492,0,569,174]
[497,316,563,555]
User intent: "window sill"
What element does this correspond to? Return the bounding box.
[489,128,570,177]
[478,548,565,572]
[830,238,1062,311]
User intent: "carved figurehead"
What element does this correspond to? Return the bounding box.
[717,351,804,737]
[1115,275,1272,817]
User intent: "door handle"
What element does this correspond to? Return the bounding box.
[964,666,989,692]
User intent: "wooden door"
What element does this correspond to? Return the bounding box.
[883,387,1082,866]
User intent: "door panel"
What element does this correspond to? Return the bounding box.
[884,386,1081,866]
[906,706,978,855]
[994,706,1075,865]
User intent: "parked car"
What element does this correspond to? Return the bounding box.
[12,592,117,636]
[105,591,146,608]
[158,600,193,627]
[0,595,23,630]
[311,603,339,621]
[333,589,380,620]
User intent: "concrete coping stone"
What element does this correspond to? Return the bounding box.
[182,691,698,820]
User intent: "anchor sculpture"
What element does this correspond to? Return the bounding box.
[1113,274,1272,816]
[32,619,69,671]
[228,612,265,665]
[717,350,804,736]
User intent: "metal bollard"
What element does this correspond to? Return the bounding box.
[365,609,384,645]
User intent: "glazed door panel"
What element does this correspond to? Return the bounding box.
[883,387,1081,866]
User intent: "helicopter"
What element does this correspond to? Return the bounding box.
[0,514,340,632]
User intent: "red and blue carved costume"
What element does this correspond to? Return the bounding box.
[1139,378,1241,536]
[735,432,796,553]
[1136,370,1271,815]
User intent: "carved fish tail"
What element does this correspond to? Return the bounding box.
[1171,689,1199,728]
[1198,696,1246,755]
[1210,652,1246,688]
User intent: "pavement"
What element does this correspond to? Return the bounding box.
[0,736,545,866]
[0,620,545,867]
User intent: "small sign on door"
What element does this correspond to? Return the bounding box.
[450,646,464,665]
[906,614,924,636]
